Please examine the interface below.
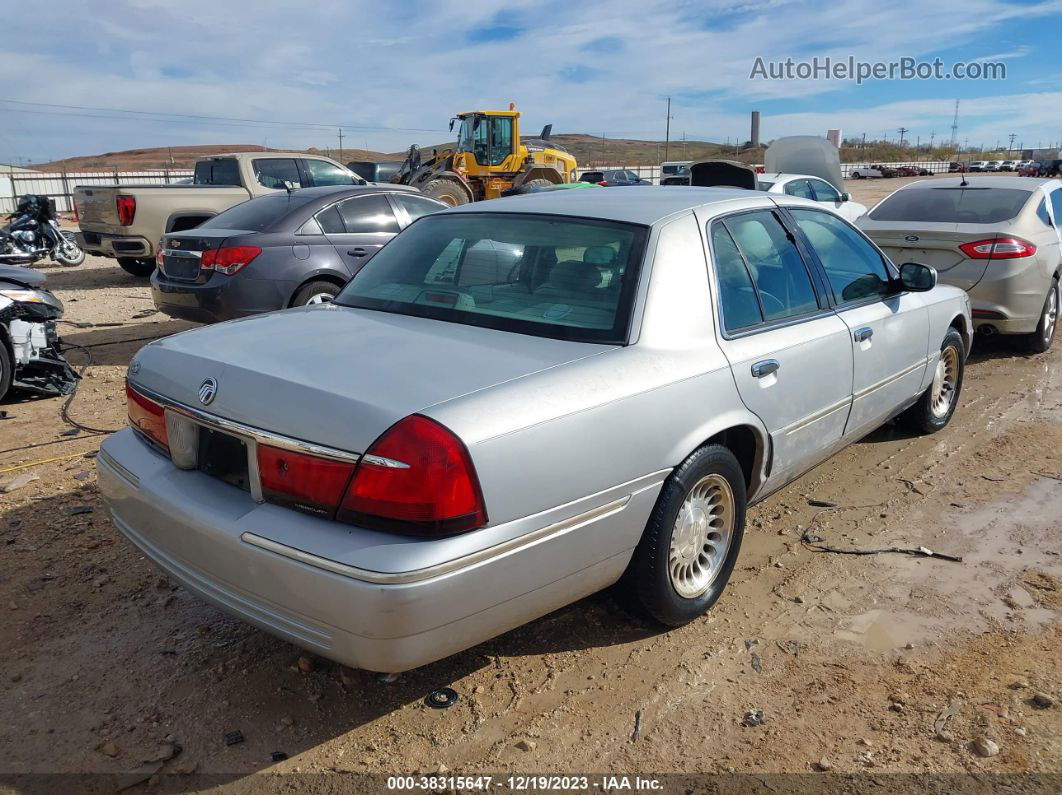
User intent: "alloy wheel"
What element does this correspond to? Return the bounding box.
[668,474,735,598]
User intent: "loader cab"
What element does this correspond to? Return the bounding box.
[454,112,518,171]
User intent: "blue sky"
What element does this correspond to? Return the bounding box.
[2,0,1061,164]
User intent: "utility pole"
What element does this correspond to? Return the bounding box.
[898,127,908,147]
[950,100,960,147]
[1008,132,1016,155]
[861,132,866,154]
[664,97,671,162]
[682,131,687,160]
[338,128,344,163]
[930,131,936,149]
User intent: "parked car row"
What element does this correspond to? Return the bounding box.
[967,159,1038,173]
[101,185,977,673]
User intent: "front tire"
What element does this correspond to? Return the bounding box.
[0,341,12,402]
[420,178,471,207]
[53,238,85,266]
[629,445,746,626]
[118,257,155,277]
[1024,277,1059,354]
[899,327,964,434]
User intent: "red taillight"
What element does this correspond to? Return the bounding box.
[257,445,356,518]
[155,242,164,267]
[598,180,609,186]
[338,415,486,536]
[959,237,1037,260]
[73,200,79,224]
[116,195,136,226]
[126,382,168,450]
[201,245,262,275]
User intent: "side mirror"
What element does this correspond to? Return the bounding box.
[840,192,850,202]
[898,262,937,292]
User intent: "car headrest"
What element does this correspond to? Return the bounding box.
[548,260,601,292]
[583,246,616,266]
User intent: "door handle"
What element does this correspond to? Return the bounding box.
[853,327,874,343]
[347,248,368,257]
[751,359,780,378]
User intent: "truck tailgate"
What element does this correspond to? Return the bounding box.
[75,187,120,226]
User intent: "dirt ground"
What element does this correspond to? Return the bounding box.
[1,176,1060,793]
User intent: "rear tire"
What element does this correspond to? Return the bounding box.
[0,340,12,402]
[899,327,964,434]
[420,178,471,207]
[292,280,341,307]
[1024,277,1059,354]
[628,444,746,627]
[118,257,155,277]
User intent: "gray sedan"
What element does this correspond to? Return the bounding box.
[100,188,971,673]
[151,186,446,323]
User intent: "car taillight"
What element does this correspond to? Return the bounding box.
[338,415,486,536]
[73,200,79,224]
[201,245,262,275]
[126,382,168,451]
[257,445,356,518]
[116,195,136,226]
[155,242,164,267]
[959,237,1037,260]
[598,180,609,186]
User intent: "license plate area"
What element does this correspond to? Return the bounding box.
[198,427,251,492]
[162,254,201,281]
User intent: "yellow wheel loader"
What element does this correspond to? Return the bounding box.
[391,104,578,205]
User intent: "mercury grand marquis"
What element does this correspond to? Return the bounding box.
[99,187,972,672]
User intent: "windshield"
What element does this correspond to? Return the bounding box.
[869,187,1032,224]
[456,117,475,152]
[198,193,318,232]
[335,213,649,344]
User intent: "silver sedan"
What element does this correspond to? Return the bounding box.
[99,187,971,673]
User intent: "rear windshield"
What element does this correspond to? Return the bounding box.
[193,159,241,186]
[198,193,316,232]
[335,213,648,344]
[869,187,1032,224]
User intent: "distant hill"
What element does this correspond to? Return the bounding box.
[30,136,744,172]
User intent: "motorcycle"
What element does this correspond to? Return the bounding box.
[0,194,85,267]
[0,265,77,401]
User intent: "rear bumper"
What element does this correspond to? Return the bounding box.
[97,429,658,672]
[151,271,289,323]
[76,231,152,260]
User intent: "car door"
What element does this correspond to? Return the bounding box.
[302,158,358,187]
[707,209,854,491]
[251,157,304,190]
[788,207,930,438]
[1045,187,1062,256]
[318,194,401,274]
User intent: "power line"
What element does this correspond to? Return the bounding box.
[0,98,442,134]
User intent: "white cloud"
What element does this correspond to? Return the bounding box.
[0,0,1060,162]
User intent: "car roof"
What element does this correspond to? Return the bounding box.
[757,173,830,182]
[896,176,1055,190]
[439,185,772,225]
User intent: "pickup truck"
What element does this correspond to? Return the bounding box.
[74,152,364,276]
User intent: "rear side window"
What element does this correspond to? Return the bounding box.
[869,187,1033,223]
[710,224,762,332]
[193,159,240,186]
[393,193,445,222]
[305,159,356,186]
[253,158,303,190]
[1037,199,1052,227]
[715,211,820,326]
[784,179,815,199]
[809,179,841,202]
[791,209,891,303]
[335,195,400,233]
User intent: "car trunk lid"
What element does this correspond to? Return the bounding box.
[73,187,120,227]
[131,306,611,453]
[860,224,1004,290]
[159,228,252,282]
